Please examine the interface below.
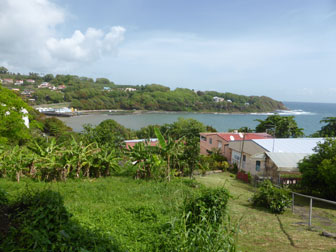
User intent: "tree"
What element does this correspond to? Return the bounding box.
[298,139,336,200]
[166,118,206,176]
[43,117,72,137]
[43,74,54,82]
[312,117,336,137]
[82,119,133,148]
[0,86,31,145]
[0,66,8,74]
[255,115,304,138]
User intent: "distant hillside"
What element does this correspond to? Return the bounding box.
[0,69,286,112]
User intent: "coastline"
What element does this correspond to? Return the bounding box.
[75,109,289,116]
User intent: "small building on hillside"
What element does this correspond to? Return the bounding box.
[228,138,324,183]
[124,138,158,149]
[14,80,24,85]
[26,79,35,84]
[213,96,225,102]
[200,132,271,162]
[124,88,136,92]
[58,84,66,90]
[3,78,13,84]
[38,82,50,88]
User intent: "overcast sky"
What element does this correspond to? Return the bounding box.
[1,0,336,103]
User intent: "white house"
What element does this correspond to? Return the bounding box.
[229,138,324,182]
[213,96,225,102]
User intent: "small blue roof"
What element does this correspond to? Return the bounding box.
[252,138,324,153]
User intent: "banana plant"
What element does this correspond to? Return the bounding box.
[92,145,121,177]
[154,127,185,181]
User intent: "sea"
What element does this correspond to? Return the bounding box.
[59,101,336,136]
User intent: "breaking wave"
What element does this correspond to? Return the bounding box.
[250,109,315,116]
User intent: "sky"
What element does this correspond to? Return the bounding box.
[0,0,336,103]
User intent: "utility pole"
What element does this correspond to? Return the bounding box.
[238,132,245,171]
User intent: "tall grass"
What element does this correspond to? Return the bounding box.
[0,177,239,251]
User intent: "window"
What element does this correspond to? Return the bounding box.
[256,161,261,171]
[243,155,246,162]
[218,141,222,149]
[209,138,212,144]
[200,136,207,141]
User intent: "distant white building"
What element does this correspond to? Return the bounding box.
[38,82,50,88]
[213,96,225,102]
[124,88,136,92]
[14,80,24,85]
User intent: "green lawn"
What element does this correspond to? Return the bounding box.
[196,173,336,252]
[1,177,198,251]
[1,174,335,251]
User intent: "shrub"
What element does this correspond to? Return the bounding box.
[0,187,8,205]
[159,187,238,252]
[184,187,230,227]
[252,180,291,214]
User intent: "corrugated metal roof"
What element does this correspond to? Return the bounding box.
[252,138,324,153]
[265,152,309,172]
[199,132,272,141]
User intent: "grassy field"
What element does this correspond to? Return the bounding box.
[1,174,335,251]
[1,177,199,251]
[196,173,336,252]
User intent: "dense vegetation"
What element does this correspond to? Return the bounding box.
[0,87,241,250]
[299,138,336,200]
[0,68,286,112]
[255,114,304,138]
[1,84,336,250]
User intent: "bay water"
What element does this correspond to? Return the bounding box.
[59,101,336,136]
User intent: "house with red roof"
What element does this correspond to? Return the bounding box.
[200,132,272,162]
[124,138,158,149]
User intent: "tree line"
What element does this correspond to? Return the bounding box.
[0,68,285,112]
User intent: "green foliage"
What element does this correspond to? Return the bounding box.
[135,124,160,138]
[0,137,121,182]
[0,66,8,74]
[43,117,72,136]
[184,187,230,226]
[229,126,254,133]
[160,187,238,252]
[0,188,121,251]
[312,117,336,137]
[143,83,170,92]
[252,180,291,214]
[255,114,304,138]
[0,86,32,145]
[0,187,8,205]
[299,138,336,200]
[43,73,54,82]
[82,119,132,148]
[1,69,285,112]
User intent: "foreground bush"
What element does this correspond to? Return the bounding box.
[0,188,121,251]
[252,180,291,214]
[160,187,239,252]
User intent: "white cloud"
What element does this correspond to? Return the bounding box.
[46,26,125,62]
[0,0,125,72]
